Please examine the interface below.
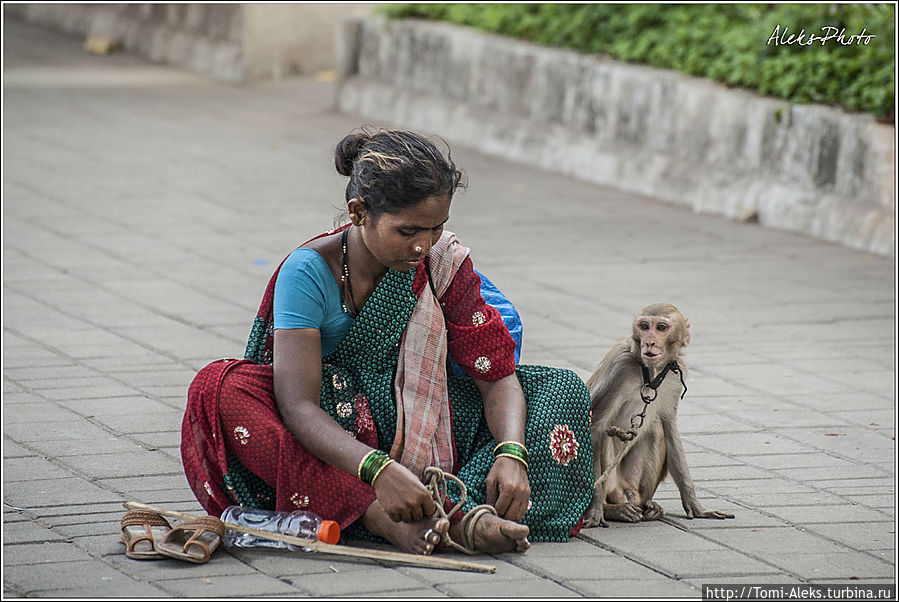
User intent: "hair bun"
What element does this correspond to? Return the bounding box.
[334,132,369,176]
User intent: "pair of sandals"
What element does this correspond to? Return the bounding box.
[120,510,225,564]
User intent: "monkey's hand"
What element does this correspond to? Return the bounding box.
[684,503,735,520]
[604,502,643,523]
[486,456,531,522]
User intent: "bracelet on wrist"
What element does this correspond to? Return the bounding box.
[495,452,529,470]
[492,440,529,455]
[358,450,394,486]
[492,441,529,468]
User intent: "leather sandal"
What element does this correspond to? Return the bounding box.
[120,510,172,560]
[156,515,226,564]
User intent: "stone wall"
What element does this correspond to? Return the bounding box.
[4,3,373,83]
[335,17,895,256]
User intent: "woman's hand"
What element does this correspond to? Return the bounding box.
[372,462,437,523]
[486,456,531,521]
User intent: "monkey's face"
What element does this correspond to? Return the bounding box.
[633,315,679,366]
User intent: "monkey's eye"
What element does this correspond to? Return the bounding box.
[657,323,668,332]
[639,322,650,330]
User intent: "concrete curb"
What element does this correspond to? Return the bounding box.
[335,17,895,257]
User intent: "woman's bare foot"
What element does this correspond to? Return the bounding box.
[450,511,530,554]
[361,501,449,555]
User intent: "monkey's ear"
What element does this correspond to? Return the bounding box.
[683,320,691,347]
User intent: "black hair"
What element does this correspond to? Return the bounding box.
[334,127,466,217]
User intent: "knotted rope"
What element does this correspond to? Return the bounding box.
[423,467,497,555]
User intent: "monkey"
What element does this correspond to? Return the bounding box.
[582,303,734,528]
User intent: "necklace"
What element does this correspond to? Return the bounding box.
[340,228,358,316]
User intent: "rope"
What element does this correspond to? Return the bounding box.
[423,467,497,555]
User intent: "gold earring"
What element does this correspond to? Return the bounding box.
[359,216,366,226]
[414,245,423,253]
[349,212,357,220]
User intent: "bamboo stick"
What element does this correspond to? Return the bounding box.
[123,501,495,574]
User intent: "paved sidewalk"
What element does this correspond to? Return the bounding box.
[3,18,895,598]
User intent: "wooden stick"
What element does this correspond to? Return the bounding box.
[123,501,495,574]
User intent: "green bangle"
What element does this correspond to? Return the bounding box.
[493,442,529,465]
[495,452,528,470]
[358,450,393,486]
[493,440,529,455]
[369,458,394,486]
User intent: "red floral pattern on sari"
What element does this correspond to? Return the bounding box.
[549,424,578,466]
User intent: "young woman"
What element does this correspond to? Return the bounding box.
[181,128,593,555]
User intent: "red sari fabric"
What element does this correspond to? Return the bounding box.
[180,230,516,530]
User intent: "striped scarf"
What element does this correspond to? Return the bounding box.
[390,231,469,478]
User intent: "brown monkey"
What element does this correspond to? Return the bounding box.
[582,303,734,528]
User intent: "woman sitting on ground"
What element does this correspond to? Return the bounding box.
[181,128,594,555]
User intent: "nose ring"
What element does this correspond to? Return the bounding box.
[414,245,423,253]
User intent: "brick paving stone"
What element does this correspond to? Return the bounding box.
[689,465,777,481]
[24,376,127,390]
[104,551,260,580]
[763,504,891,525]
[3,559,145,594]
[775,464,892,481]
[89,412,184,435]
[128,431,185,450]
[152,574,304,597]
[762,552,894,580]
[568,578,700,597]
[95,474,191,494]
[697,526,853,555]
[284,568,431,596]
[56,450,181,479]
[579,522,726,552]
[37,383,145,401]
[2,402,81,424]
[58,396,175,416]
[6,477,124,508]
[395,558,535,586]
[4,365,99,381]
[2,520,71,545]
[3,456,74,482]
[232,548,380,575]
[507,537,617,559]
[3,542,95,565]
[2,439,36,458]
[28,582,171,598]
[439,578,581,597]
[843,494,895,511]
[690,433,813,455]
[364,588,449,597]
[738,453,858,470]
[797,522,896,552]
[24,436,144,458]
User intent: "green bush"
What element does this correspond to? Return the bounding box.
[381,4,894,121]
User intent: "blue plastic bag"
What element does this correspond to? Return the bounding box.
[448,270,523,377]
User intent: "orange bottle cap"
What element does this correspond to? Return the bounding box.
[317,520,340,545]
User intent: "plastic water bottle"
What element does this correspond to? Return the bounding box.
[220,506,340,552]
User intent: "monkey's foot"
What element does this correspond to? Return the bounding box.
[641,501,664,521]
[581,504,608,528]
[451,506,530,554]
[604,503,643,523]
